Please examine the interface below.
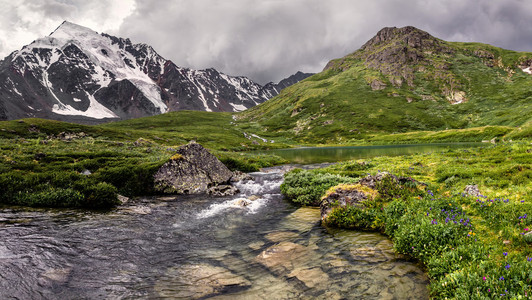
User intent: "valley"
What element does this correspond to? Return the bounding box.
[0,23,531,299]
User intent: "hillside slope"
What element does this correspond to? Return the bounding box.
[240,26,532,143]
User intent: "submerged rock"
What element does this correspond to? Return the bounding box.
[155,263,250,299]
[153,141,233,194]
[233,198,252,207]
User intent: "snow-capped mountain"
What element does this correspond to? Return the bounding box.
[0,21,312,123]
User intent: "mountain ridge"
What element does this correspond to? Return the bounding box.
[240,26,532,143]
[0,21,312,123]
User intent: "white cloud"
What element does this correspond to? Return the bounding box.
[0,0,135,57]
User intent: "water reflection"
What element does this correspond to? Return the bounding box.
[256,143,484,164]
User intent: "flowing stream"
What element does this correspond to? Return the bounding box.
[0,166,429,299]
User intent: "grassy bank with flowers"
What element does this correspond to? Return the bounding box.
[280,141,532,298]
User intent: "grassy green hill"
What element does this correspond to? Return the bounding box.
[239,26,532,144]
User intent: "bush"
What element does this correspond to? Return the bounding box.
[94,162,163,196]
[324,205,381,230]
[77,182,119,209]
[280,169,353,205]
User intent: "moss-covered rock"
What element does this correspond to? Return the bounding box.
[153,141,234,194]
[320,184,377,222]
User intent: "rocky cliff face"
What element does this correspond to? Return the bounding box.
[0,21,311,123]
[324,26,469,104]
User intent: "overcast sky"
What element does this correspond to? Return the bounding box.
[1,0,532,84]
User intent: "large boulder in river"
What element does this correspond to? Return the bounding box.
[153,141,234,194]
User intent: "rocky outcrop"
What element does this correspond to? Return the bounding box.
[153,141,234,194]
[320,172,424,222]
[320,184,378,222]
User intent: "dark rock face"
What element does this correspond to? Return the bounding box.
[262,71,314,94]
[323,26,470,104]
[358,26,453,87]
[153,142,234,194]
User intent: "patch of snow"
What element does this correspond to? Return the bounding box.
[16,21,167,114]
[73,98,82,102]
[28,106,34,110]
[522,67,532,74]
[53,91,117,119]
[230,103,247,111]
[250,133,268,143]
[184,69,211,111]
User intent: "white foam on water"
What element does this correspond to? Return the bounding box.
[195,197,268,219]
[234,178,282,196]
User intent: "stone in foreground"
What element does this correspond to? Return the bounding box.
[154,141,233,194]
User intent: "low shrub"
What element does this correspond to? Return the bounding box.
[280,169,353,205]
[77,182,119,209]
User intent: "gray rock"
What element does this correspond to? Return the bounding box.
[207,185,239,197]
[358,172,398,189]
[231,170,254,182]
[464,185,481,197]
[320,184,375,222]
[154,141,233,194]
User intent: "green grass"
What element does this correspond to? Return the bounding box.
[280,141,532,298]
[238,37,532,144]
[0,111,289,208]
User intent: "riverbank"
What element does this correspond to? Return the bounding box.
[280,141,532,298]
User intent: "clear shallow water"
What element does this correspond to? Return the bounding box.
[0,169,428,299]
[255,143,485,164]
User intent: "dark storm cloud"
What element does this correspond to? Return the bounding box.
[2,1,531,84]
[117,0,532,84]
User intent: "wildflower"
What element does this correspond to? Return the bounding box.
[432,219,438,225]
[505,264,510,270]
[499,276,504,281]
[503,252,508,257]
[483,276,486,281]
[527,257,532,262]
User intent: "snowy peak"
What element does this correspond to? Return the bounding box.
[0,21,305,123]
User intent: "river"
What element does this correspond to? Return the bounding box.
[0,166,429,299]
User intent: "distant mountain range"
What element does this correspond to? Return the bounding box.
[0,21,313,123]
[241,26,532,143]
